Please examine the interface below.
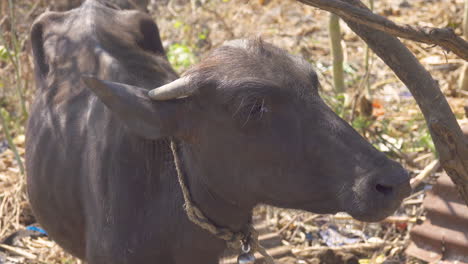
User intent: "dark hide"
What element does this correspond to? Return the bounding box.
[26,1,411,263]
[51,0,149,12]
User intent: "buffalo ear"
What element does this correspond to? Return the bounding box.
[31,16,50,79]
[82,76,182,139]
[122,10,164,55]
[138,16,165,55]
[31,12,66,81]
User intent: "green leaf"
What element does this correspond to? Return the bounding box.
[167,43,196,72]
[198,33,207,40]
[0,45,11,61]
[173,20,183,29]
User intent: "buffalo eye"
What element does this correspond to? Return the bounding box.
[237,98,269,127]
[250,99,268,116]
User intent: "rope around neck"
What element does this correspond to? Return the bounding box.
[170,140,276,264]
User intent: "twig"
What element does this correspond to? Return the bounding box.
[331,214,420,224]
[25,0,42,21]
[302,214,320,224]
[292,241,404,255]
[201,6,235,39]
[0,109,24,174]
[289,221,302,240]
[410,159,440,189]
[167,0,178,17]
[0,244,37,259]
[458,90,468,97]
[412,153,434,163]
[0,16,6,27]
[403,198,424,205]
[404,189,425,202]
[0,0,28,118]
[297,0,468,61]
[371,78,398,90]
[370,130,406,160]
[277,214,301,235]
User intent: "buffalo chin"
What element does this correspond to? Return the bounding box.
[346,201,402,222]
[348,210,394,222]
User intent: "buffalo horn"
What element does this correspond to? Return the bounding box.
[148,77,193,100]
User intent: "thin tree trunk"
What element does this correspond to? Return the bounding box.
[363,0,373,97]
[459,0,468,91]
[0,1,5,18]
[329,13,346,93]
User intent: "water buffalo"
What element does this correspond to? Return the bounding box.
[26,0,411,263]
[51,0,149,11]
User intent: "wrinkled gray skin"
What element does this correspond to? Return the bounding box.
[26,1,411,263]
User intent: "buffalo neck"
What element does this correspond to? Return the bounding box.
[176,141,253,232]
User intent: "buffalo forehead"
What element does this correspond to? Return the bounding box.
[190,39,319,97]
[39,1,147,49]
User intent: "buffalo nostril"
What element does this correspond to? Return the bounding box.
[375,184,393,196]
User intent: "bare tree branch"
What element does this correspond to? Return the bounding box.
[298,0,468,205]
[298,0,468,61]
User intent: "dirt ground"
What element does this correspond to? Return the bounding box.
[0,0,467,263]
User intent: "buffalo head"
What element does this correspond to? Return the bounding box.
[83,39,411,222]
